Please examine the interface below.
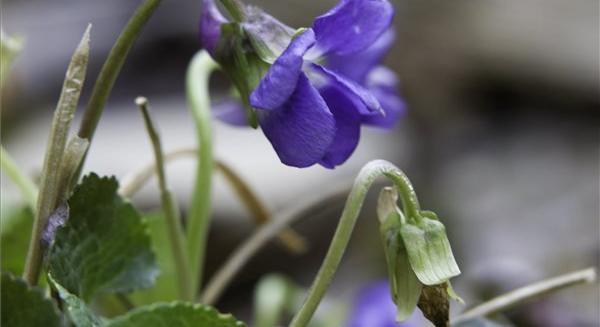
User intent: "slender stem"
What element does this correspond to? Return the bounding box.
[136,97,193,301]
[23,26,91,285]
[0,146,38,209]
[288,160,420,327]
[200,184,350,305]
[118,148,306,254]
[77,0,162,141]
[185,51,219,296]
[452,267,597,324]
[73,0,162,187]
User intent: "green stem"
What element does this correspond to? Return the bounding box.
[136,97,193,301]
[288,160,420,327]
[76,0,162,167]
[185,51,218,296]
[452,267,597,324]
[0,146,38,209]
[23,26,91,285]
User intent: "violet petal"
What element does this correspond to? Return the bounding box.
[311,63,383,115]
[199,0,228,56]
[212,99,249,127]
[312,0,394,56]
[258,73,335,167]
[318,86,362,168]
[250,29,316,110]
[326,28,395,83]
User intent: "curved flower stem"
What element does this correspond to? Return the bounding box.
[452,267,597,324]
[118,147,306,254]
[200,183,350,305]
[136,97,193,301]
[185,51,219,296]
[289,160,420,327]
[0,146,38,209]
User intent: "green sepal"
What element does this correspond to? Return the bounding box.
[400,215,460,286]
[1,273,61,327]
[241,6,295,64]
[377,187,423,322]
[216,22,270,128]
[47,173,159,302]
[48,274,105,327]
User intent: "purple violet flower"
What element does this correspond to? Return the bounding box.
[346,281,421,327]
[200,0,405,168]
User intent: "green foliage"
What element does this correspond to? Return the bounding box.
[1,273,61,327]
[129,212,179,305]
[106,302,247,327]
[400,216,461,286]
[47,173,159,302]
[242,5,295,64]
[1,207,33,276]
[48,274,105,327]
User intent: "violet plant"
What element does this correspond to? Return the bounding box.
[1,0,595,327]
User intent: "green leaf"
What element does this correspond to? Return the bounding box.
[48,274,105,327]
[400,216,460,285]
[1,273,61,327]
[106,302,247,327]
[242,6,295,64]
[47,173,159,302]
[129,212,178,305]
[1,207,33,276]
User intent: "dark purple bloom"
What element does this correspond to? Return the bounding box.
[346,281,420,327]
[200,0,405,168]
[199,0,227,56]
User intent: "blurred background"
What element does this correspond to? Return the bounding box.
[1,0,599,325]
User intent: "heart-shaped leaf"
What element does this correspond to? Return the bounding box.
[48,274,104,327]
[106,302,247,327]
[47,173,159,302]
[1,273,61,327]
[1,207,33,276]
